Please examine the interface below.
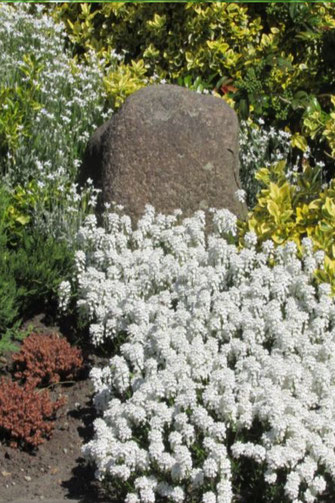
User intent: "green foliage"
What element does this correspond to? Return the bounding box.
[0,185,23,339]
[0,229,75,351]
[2,182,36,248]
[47,1,335,177]
[103,60,149,109]
[0,322,33,355]
[0,275,21,343]
[0,183,75,353]
[0,54,42,171]
[238,160,335,295]
[239,119,296,209]
[8,230,75,320]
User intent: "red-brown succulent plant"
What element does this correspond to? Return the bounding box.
[12,332,84,386]
[0,376,66,449]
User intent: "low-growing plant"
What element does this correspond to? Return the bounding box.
[0,376,66,449]
[0,268,21,342]
[4,229,75,322]
[0,322,33,355]
[59,206,335,502]
[0,181,77,352]
[12,332,83,387]
[0,185,24,342]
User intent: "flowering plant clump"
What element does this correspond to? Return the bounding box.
[238,119,327,211]
[0,376,66,449]
[60,205,335,502]
[12,332,84,387]
[239,119,295,209]
[0,3,109,244]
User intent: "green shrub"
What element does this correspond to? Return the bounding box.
[0,229,75,353]
[47,1,335,178]
[238,159,335,294]
[9,230,75,321]
[0,182,76,353]
[0,185,22,339]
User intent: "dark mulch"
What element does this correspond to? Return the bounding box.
[0,314,111,502]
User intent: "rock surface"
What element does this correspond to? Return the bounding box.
[80,84,247,229]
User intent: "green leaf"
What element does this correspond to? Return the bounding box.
[15,215,30,226]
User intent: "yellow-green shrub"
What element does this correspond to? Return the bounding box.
[303,94,335,160]
[46,2,335,173]
[0,54,42,167]
[238,160,335,294]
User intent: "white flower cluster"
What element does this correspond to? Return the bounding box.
[65,205,335,502]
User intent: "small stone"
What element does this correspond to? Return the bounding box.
[59,421,69,431]
[1,471,11,477]
[63,448,68,454]
[40,496,45,500]
[74,402,80,408]
[40,468,45,473]
[11,481,15,486]
[20,468,25,472]
[0,356,7,364]
[24,475,32,482]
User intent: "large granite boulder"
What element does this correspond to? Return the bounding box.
[79,84,247,229]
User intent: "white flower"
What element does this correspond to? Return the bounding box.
[140,487,155,503]
[210,208,237,238]
[125,494,139,503]
[203,457,218,478]
[243,231,258,249]
[264,469,277,484]
[203,491,217,503]
[170,486,184,503]
[285,471,301,500]
[58,280,71,312]
[67,204,335,501]
[234,189,246,203]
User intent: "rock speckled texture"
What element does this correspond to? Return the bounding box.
[80,84,247,230]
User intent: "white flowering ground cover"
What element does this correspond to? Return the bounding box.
[59,205,335,503]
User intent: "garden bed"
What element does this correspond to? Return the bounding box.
[0,315,109,503]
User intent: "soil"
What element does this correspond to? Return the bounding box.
[0,314,111,503]
[1,315,335,503]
